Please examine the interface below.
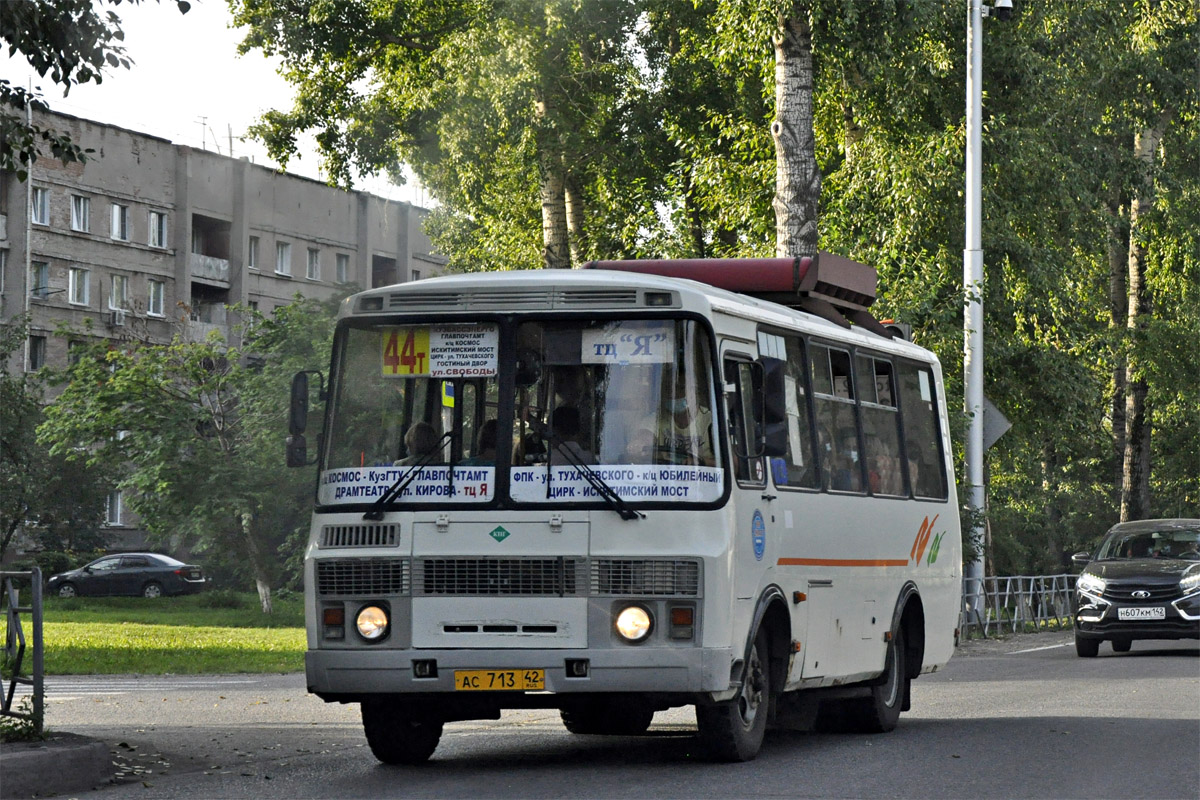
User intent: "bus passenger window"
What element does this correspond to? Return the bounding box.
[858,355,905,496]
[897,362,948,499]
[724,359,763,484]
[811,344,863,493]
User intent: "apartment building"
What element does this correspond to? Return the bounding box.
[0,110,444,546]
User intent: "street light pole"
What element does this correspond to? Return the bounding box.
[963,0,987,618]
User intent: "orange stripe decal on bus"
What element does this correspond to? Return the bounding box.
[776,558,910,567]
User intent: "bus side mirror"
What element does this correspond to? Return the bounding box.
[289,372,309,435]
[760,357,789,457]
[286,434,308,468]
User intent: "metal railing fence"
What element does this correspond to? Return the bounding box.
[2,567,44,735]
[961,573,1077,639]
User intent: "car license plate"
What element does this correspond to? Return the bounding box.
[1118,606,1165,620]
[454,669,544,691]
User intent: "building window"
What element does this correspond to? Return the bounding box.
[68,267,90,306]
[29,336,46,370]
[71,195,90,232]
[109,274,128,309]
[67,339,86,365]
[111,203,130,240]
[248,236,259,269]
[31,260,50,299]
[411,269,422,281]
[335,253,349,283]
[275,241,291,275]
[307,248,320,280]
[149,210,168,248]
[248,300,259,312]
[105,490,123,526]
[148,280,164,316]
[32,187,49,225]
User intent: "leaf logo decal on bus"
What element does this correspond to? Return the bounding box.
[911,515,941,566]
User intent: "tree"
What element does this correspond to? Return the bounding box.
[0,0,190,180]
[37,296,337,612]
[0,320,111,561]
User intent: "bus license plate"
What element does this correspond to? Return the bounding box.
[454,669,544,691]
[1118,606,1165,620]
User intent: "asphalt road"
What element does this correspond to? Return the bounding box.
[19,632,1200,799]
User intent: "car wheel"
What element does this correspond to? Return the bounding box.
[361,699,443,764]
[57,583,78,599]
[142,582,164,599]
[696,627,770,762]
[1075,633,1100,658]
[1111,638,1132,653]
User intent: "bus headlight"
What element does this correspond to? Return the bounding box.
[356,605,390,641]
[615,605,653,642]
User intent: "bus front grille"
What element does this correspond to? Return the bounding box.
[316,558,410,596]
[591,559,702,597]
[415,558,585,596]
[319,524,400,548]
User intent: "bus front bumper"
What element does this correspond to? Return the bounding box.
[305,645,735,700]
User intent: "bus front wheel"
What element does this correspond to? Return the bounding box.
[696,628,770,762]
[361,698,443,764]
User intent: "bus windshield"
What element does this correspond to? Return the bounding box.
[317,318,725,509]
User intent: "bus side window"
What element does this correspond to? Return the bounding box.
[810,344,863,493]
[857,354,905,496]
[896,361,948,499]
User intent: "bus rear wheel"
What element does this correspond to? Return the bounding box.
[560,700,655,735]
[696,628,770,762]
[361,698,443,764]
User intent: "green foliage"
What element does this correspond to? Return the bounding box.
[196,588,249,610]
[0,320,112,561]
[0,0,190,179]
[36,294,342,606]
[0,697,43,743]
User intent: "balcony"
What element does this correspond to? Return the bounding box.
[190,253,230,285]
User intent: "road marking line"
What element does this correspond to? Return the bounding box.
[1010,643,1070,654]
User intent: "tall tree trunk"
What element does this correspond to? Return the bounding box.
[1106,198,1128,499]
[534,4,570,270]
[1120,121,1166,521]
[564,169,587,265]
[772,5,820,259]
[241,511,273,614]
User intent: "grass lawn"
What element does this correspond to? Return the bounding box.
[7,593,307,675]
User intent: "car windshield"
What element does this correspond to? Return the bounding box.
[1096,529,1200,560]
[318,317,724,509]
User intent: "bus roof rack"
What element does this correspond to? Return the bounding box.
[581,254,896,338]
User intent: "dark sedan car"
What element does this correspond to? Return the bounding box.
[1072,518,1200,657]
[47,553,207,599]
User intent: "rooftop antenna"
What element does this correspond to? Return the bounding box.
[196,115,207,150]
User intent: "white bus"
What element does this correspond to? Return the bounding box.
[287,256,961,763]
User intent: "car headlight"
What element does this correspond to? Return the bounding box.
[1180,570,1200,595]
[355,605,389,641]
[1077,573,1106,597]
[615,605,653,642]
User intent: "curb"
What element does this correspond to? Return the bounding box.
[0,732,111,798]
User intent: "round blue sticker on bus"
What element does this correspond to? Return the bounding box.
[751,510,766,561]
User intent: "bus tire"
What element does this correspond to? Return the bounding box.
[361,698,443,764]
[560,701,655,735]
[695,627,770,761]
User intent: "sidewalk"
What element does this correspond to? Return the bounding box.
[0,731,111,798]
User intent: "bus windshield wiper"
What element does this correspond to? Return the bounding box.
[547,436,644,522]
[363,432,453,521]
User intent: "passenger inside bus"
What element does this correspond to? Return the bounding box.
[395,422,440,466]
[647,375,715,466]
[461,419,498,466]
[549,408,595,465]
